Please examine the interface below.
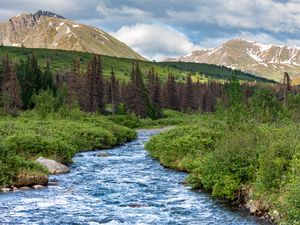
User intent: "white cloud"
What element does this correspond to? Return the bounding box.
[166,0,300,33]
[112,23,200,60]
[96,1,148,17]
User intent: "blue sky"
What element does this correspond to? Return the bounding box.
[0,0,300,60]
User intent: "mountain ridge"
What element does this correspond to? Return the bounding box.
[165,39,300,82]
[0,10,145,60]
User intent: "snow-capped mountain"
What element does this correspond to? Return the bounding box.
[166,39,300,82]
[0,10,144,60]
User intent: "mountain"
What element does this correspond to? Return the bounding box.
[166,39,300,82]
[0,45,274,84]
[0,10,145,60]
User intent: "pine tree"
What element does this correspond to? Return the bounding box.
[152,74,161,107]
[2,61,21,115]
[15,54,45,109]
[109,68,119,115]
[127,62,148,117]
[165,74,179,111]
[42,61,55,92]
[147,68,161,108]
[85,56,104,112]
[283,72,292,107]
[1,55,10,93]
[95,56,104,112]
[66,58,81,108]
[183,75,196,111]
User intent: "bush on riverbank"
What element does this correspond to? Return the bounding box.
[107,109,201,129]
[145,74,300,224]
[145,117,300,224]
[0,110,136,187]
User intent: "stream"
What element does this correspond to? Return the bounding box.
[0,129,266,225]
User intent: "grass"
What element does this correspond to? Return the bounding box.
[0,46,275,83]
[0,109,136,187]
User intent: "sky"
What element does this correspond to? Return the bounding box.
[0,0,300,60]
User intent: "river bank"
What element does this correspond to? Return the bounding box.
[145,117,300,224]
[0,110,136,190]
[0,129,265,225]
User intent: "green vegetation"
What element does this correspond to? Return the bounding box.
[0,109,136,187]
[107,109,200,129]
[0,46,274,83]
[145,76,300,224]
[160,62,275,83]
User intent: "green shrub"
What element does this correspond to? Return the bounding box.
[4,133,75,164]
[0,112,137,187]
[146,125,221,171]
[0,144,46,186]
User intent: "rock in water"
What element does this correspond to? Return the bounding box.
[36,157,70,174]
[33,185,46,190]
[97,152,109,157]
[128,203,149,208]
[0,188,11,192]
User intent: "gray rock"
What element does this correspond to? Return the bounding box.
[0,188,11,192]
[128,203,149,208]
[97,152,109,157]
[12,187,18,191]
[250,205,257,214]
[33,185,46,189]
[48,181,59,186]
[19,186,31,191]
[36,157,70,174]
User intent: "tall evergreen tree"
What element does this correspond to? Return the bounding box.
[127,62,148,117]
[42,61,55,92]
[152,74,161,107]
[165,74,179,111]
[183,75,196,111]
[2,60,21,115]
[16,57,34,109]
[109,68,119,115]
[85,56,104,112]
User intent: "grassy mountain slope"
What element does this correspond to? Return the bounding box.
[0,46,275,83]
[159,62,275,83]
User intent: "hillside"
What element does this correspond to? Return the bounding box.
[0,46,275,83]
[166,39,300,83]
[0,10,144,60]
[158,62,274,83]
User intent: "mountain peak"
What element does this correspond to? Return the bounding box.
[165,39,300,82]
[0,11,145,60]
[33,10,65,19]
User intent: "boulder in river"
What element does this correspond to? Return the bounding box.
[33,185,46,190]
[0,188,11,192]
[36,157,70,174]
[128,203,149,208]
[97,152,109,157]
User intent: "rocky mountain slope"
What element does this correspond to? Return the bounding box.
[166,39,300,82]
[0,10,145,60]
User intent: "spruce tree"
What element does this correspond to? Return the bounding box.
[109,68,119,115]
[2,61,21,115]
[166,74,179,111]
[183,75,196,111]
[85,56,104,113]
[127,62,148,117]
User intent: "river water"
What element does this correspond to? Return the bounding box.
[0,129,266,225]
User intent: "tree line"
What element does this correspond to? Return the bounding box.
[0,54,296,118]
